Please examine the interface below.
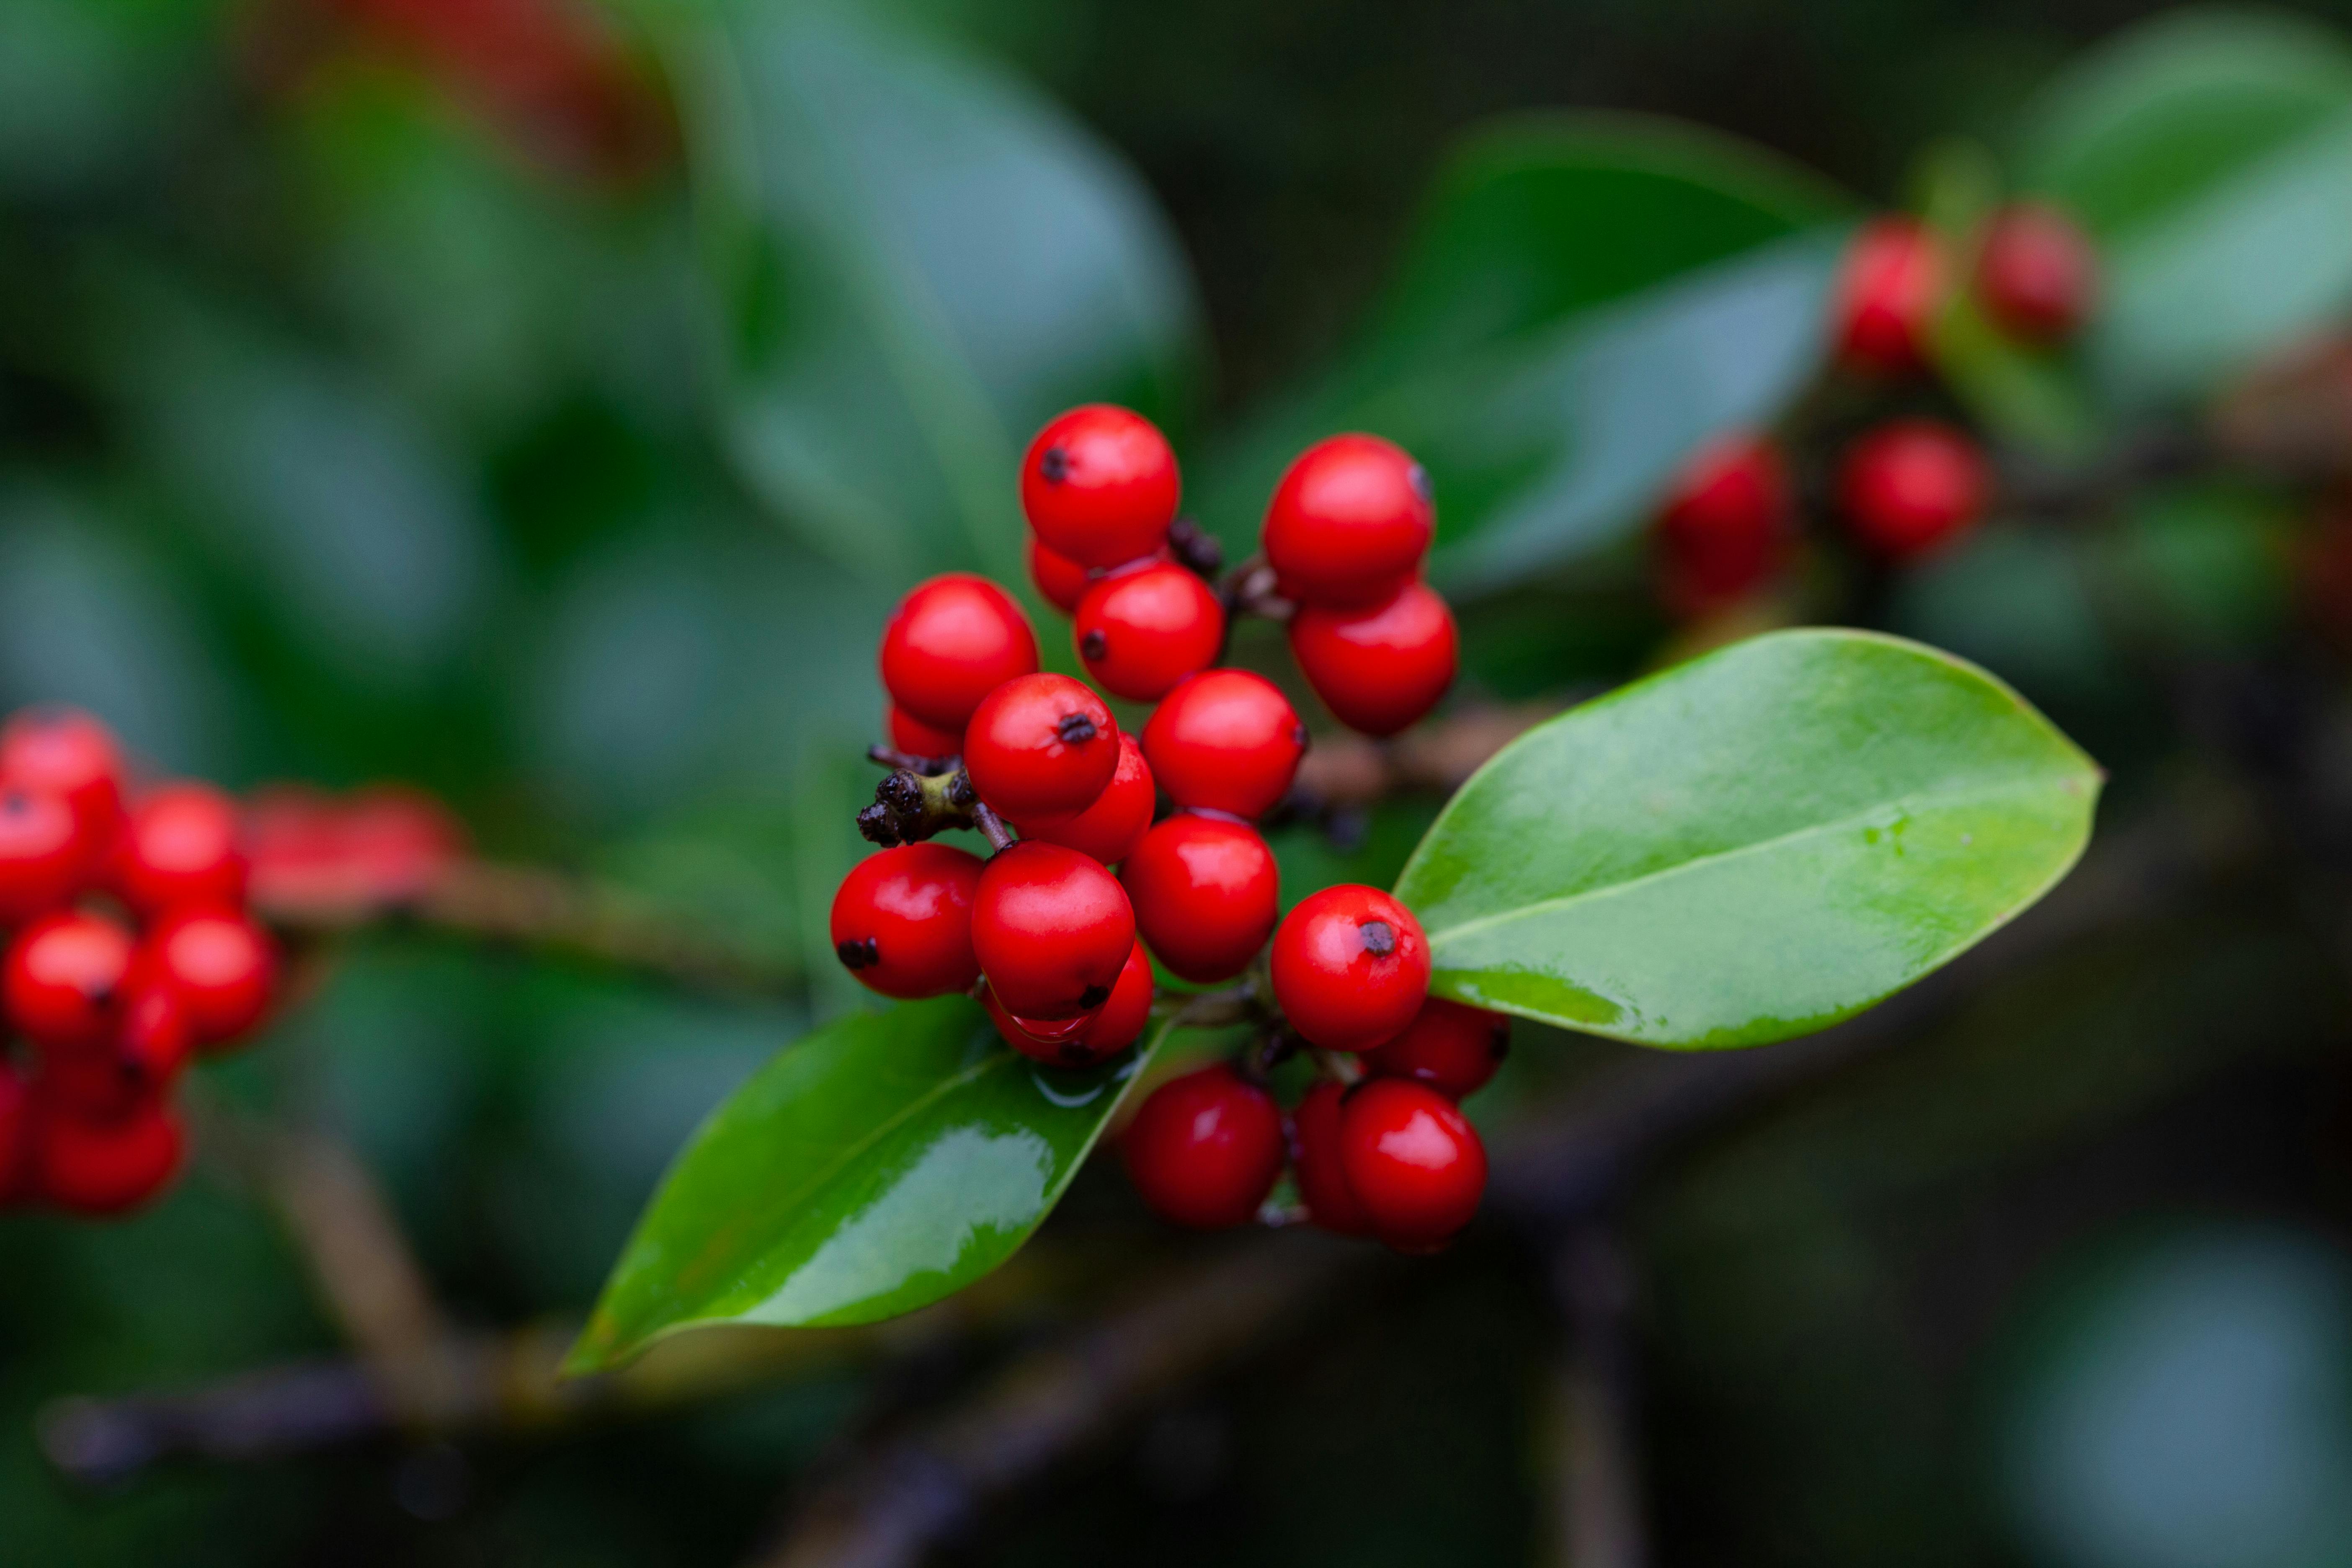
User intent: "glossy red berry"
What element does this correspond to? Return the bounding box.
[887,705,965,762]
[242,786,464,916]
[142,905,278,1048]
[33,1099,186,1215]
[40,983,192,1118]
[1338,1078,1487,1248]
[0,1060,27,1202]
[1140,669,1306,820]
[1271,884,1430,1052]
[1021,405,1180,569]
[830,843,984,1000]
[5,910,133,1051]
[0,786,88,920]
[1656,433,1793,608]
[1839,419,1988,560]
[879,574,1040,732]
[988,938,1154,1067]
[1290,1078,1370,1235]
[1015,731,1154,867]
[972,842,1135,1019]
[1834,216,1943,374]
[1119,812,1279,983]
[1028,536,1093,616]
[1122,1063,1285,1229]
[1289,581,1457,738]
[964,673,1120,820]
[1073,561,1224,701]
[0,707,125,864]
[1262,434,1434,607]
[116,782,246,916]
[1362,999,1509,1100]
[1978,201,2096,343]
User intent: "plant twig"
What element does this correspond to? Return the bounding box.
[1543,1224,1648,1568]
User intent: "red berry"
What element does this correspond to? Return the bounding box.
[1656,433,1792,608]
[1140,669,1305,820]
[1288,580,1457,738]
[887,705,965,762]
[1122,1063,1284,1229]
[0,1060,27,1202]
[33,1098,186,1215]
[0,707,125,864]
[972,842,1135,1019]
[1270,884,1430,1052]
[1338,1078,1487,1248]
[5,910,133,1051]
[1262,434,1434,607]
[1119,812,1279,983]
[243,786,465,916]
[40,983,192,1119]
[116,782,247,916]
[829,843,984,1000]
[1838,420,1988,560]
[1362,999,1509,1099]
[142,905,278,1048]
[1290,1078,1370,1235]
[987,937,1154,1067]
[1073,562,1224,702]
[1978,201,2096,343]
[0,786,88,920]
[964,673,1119,820]
[1015,731,1154,866]
[1028,536,1093,616]
[879,574,1040,732]
[1834,217,1943,374]
[1020,405,1180,569]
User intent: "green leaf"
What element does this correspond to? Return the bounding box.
[569,996,1167,1370]
[2017,9,2352,398]
[1393,629,2100,1048]
[674,4,1201,584]
[1197,115,1855,589]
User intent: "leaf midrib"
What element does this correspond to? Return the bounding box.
[1423,770,2085,950]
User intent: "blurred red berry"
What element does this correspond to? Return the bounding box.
[40,983,193,1120]
[117,782,247,916]
[0,787,88,921]
[879,574,1039,734]
[1122,1063,1285,1229]
[32,1097,186,1216]
[5,911,134,1052]
[1839,420,1989,560]
[1834,217,1943,374]
[1140,669,1306,820]
[1027,536,1094,616]
[829,843,983,1000]
[1021,405,1180,569]
[1655,433,1793,609]
[1288,580,1457,738]
[887,706,965,762]
[0,707,125,861]
[0,1060,27,1203]
[1977,202,2097,343]
[1263,434,1434,607]
[143,906,278,1050]
[245,785,466,917]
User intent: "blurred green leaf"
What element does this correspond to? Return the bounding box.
[678,3,1200,583]
[2101,482,2292,651]
[2019,8,2352,398]
[1889,526,2123,705]
[571,996,1167,1367]
[1394,629,2099,1047]
[1200,114,1854,593]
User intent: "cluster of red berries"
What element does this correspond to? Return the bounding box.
[0,709,280,1216]
[1655,203,2098,611]
[829,405,1483,1244]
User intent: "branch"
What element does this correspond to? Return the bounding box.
[1542,1225,1648,1568]
[256,860,803,998]
[1288,702,1563,813]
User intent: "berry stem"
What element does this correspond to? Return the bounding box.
[970,801,1016,854]
[866,744,957,773]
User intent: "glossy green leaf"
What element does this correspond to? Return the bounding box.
[1197,115,1854,588]
[1393,630,2100,1048]
[570,997,1166,1370]
[2018,9,2352,398]
[673,4,1201,584]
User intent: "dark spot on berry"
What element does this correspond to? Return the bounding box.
[1078,983,1111,1009]
[85,980,115,1008]
[0,790,24,815]
[1358,920,1396,958]
[836,937,879,970]
[1292,723,1309,750]
[1056,712,1099,744]
[1490,1021,1511,1060]
[1080,629,1108,660]
[1409,463,1433,503]
[1039,445,1071,485]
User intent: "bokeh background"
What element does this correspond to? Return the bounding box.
[9,1,2352,1564]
